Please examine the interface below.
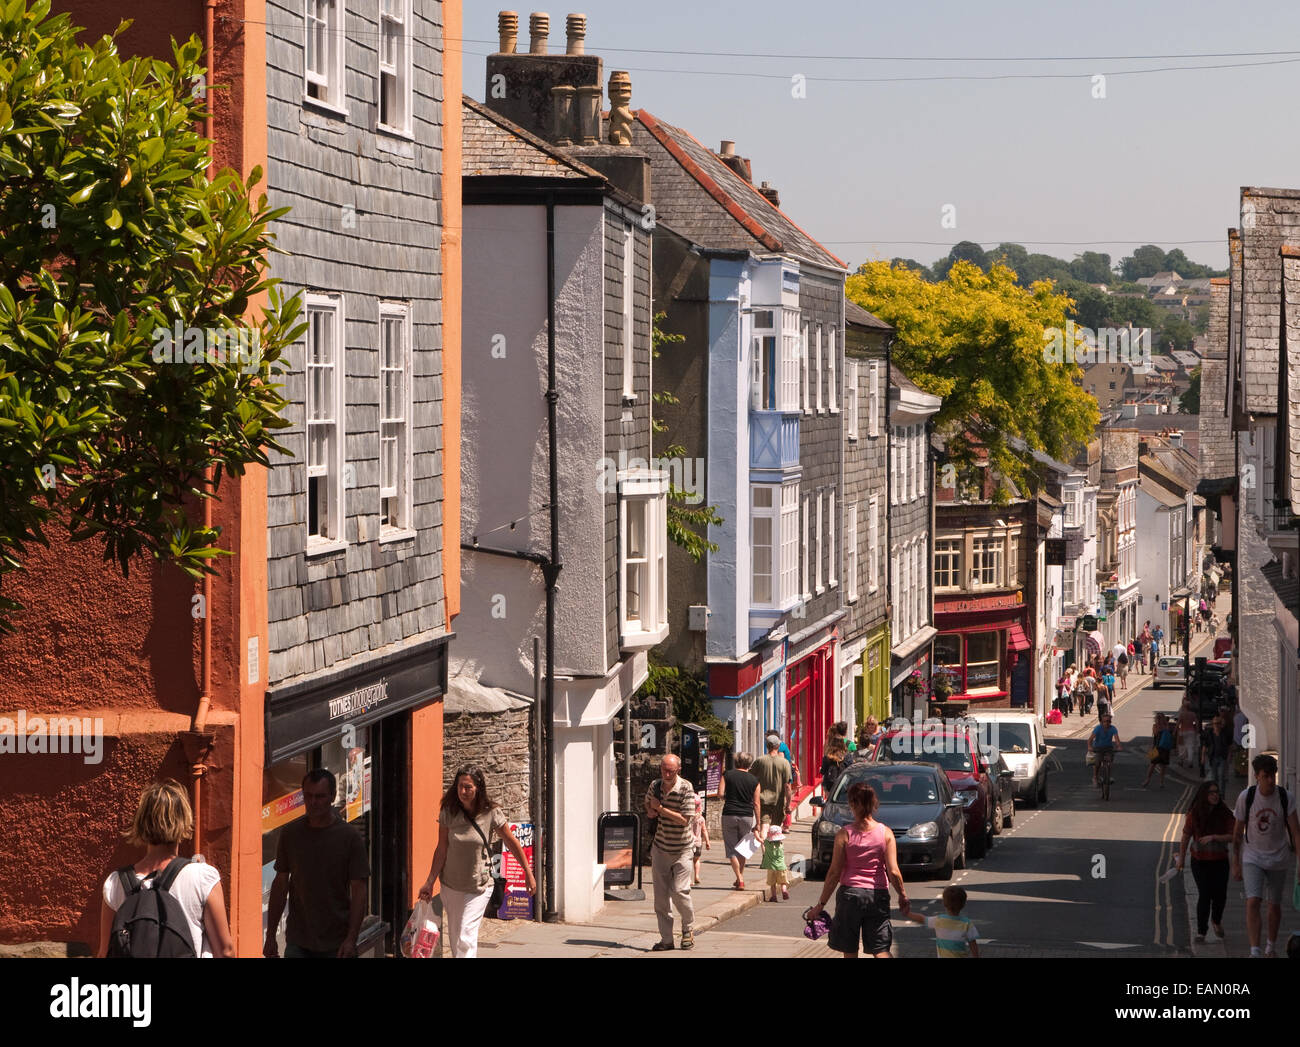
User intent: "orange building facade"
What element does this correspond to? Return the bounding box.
[0,0,460,957]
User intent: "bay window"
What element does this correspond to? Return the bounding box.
[751,481,800,609]
[620,472,669,647]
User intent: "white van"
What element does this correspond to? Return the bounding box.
[967,710,1050,806]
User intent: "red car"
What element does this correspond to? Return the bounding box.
[1213,637,1232,660]
[868,725,995,859]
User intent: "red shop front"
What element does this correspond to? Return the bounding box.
[785,639,836,788]
[933,592,1033,709]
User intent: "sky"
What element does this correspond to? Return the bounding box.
[461,0,1300,274]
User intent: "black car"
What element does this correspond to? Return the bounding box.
[809,762,966,880]
[984,750,1016,835]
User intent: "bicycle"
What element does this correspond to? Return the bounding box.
[1096,749,1115,801]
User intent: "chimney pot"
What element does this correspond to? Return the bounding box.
[529,12,550,54]
[719,140,735,157]
[566,13,586,55]
[498,11,519,54]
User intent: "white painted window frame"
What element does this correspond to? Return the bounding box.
[619,471,669,647]
[868,360,880,437]
[827,327,838,412]
[801,321,810,414]
[828,487,837,588]
[846,503,858,602]
[815,490,824,594]
[305,292,347,553]
[802,495,811,601]
[815,324,824,412]
[378,300,415,540]
[868,495,879,593]
[377,0,413,134]
[846,360,859,440]
[304,0,347,113]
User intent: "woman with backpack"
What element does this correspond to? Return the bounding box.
[99,779,234,957]
[1175,781,1234,942]
[1142,713,1175,788]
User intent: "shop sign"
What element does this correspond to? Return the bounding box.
[265,637,448,764]
[937,592,1024,614]
[706,750,723,796]
[497,822,535,920]
[759,640,785,683]
[1080,615,1098,632]
[599,812,640,889]
[966,663,1001,688]
[1057,614,1077,631]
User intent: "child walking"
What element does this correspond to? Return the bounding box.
[690,795,710,885]
[760,819,788,902]
[904,885,980,957]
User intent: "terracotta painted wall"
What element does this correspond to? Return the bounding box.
[0,0,265,952]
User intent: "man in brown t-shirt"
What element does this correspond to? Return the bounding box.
[264,769,369,958]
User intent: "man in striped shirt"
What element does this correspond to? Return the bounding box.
[645,754,696,950]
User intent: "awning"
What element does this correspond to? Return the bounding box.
[1084,630,1106,657]
[1006,624,1031,652]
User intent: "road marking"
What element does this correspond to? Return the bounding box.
[1153,783,1193,946]
[1078,941,1141,950]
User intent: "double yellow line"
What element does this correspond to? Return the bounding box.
[1153,782,1194,947]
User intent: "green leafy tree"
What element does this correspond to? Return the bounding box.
[1158,314,1196,353]
[932,240,990,281]
[1107,293,1162,328]
[635,658,733,750]
[847,261,1099,501]
[1193,303,1211,333]
[651,313,723,562]
[1119,245,1169,281]
[1178,366,1201,414]
[989,242,1029,278]
[0,3,302,631]
[1068,251,1113,284]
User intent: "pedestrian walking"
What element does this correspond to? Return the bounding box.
[753,735,793,827]
[1058,668,1074,717]
[821,738,849,800]
[100,779,234,958]
[1117,649,1129,688]
[265,769,368,958]
[644,754,697,951]
[1204,713,1232,794]
[689,795,710,885]
[418,765,535,958]
[718,752,761,890]
[1176,781,1234,943]
[760,819,789,902]
[1177,703,1199,768]
[1132,635,1145,675]
[847,718,882,764]
[903,884,980,958]
[1232,754,1300,958]
[1141,714,1174,789]
[806,782,909,958]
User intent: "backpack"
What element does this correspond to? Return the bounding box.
[1243,786,1293,846]
[108,857,197,958]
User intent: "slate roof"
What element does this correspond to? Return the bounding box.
[1281,252,1300,515]
[462,96,604,182]
[1152,357,1179,372]
[1123,412,1199,432]
[1171,351,1200,369]
[1140,475,1187,509]
[888,363,924,395]
[1260,560,1300,611]
[845,297,891,331]
[1237,186,1300,416]
[629,110,845,272]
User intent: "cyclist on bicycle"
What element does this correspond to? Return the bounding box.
[1088,714,1122,788]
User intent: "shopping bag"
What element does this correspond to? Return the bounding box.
[400,898,441,958]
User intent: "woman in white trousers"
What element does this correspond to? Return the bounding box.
[419,765,535,957]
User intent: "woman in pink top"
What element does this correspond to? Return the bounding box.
[807,782,909,957]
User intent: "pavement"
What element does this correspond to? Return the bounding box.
[460,823,813,958]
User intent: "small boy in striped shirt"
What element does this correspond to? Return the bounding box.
[905,885,980,957]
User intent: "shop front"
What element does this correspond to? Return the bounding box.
[709,637,786,760]
[933,592,1032,710]
[890,626,936,721]
[263,636,448,957]
[784,629,837,788]
[860,623,891,725]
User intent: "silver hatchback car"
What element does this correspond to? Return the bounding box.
[1152,655,1186,688]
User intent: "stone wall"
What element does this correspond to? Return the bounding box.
[442,708,533,823]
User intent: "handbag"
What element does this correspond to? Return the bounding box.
[1147,746,1160,761]
[468,814,508,918]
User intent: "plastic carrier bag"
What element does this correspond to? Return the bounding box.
[400,899,441,958]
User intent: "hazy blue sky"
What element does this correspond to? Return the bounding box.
[462,0,1300,274]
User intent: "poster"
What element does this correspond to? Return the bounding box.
[498,821,534,920]
[705,750,722,796]
[599,814,637,887]
[261,788,304,833]
[344,747,364,822]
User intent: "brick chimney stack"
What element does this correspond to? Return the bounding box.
[757,180,780,207]
[716,139,751,182]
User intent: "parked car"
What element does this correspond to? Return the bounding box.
[1213,636,1232,660]
[985,750,1016,833]
[1153,655,1186,688]
[809,761,966,880]
[967,710,1050,806]
[866,724,995,859]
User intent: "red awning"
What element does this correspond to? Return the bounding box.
[1006,624,1031,652]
